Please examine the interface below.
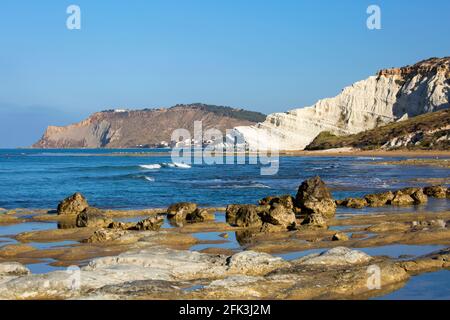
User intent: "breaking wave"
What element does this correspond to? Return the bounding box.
[139,162,191,170]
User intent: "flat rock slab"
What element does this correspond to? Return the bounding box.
[0,246,428,300]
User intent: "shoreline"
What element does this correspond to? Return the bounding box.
[6,148,450,158]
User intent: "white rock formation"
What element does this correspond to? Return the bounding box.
[233,57,450,150]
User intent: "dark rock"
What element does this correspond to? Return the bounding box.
[57,192,89,215]
[341,198,368,209]
[76,207,112,228]
[410,189,428,204]
[295,176,336,218]
[364,191,394,207]
[186,209,215,223]
[423,185,447,198]
[132,215,164,231]
[233,205,265,228]
[260,204,296,229]
[108,221,136,230]
[225,204,241,225]
[332,232,349,241]
[301,213,328,228]
[259,195,295,210]
[166,202,197,221]
[400,187,422,195]
[390,191,414,206]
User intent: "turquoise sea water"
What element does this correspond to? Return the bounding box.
[1,149,450,299]
[1,149,449,210]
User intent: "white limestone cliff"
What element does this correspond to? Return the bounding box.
[232,57,450,151]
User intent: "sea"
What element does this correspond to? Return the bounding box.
[0,148,449,210]
[1,148,450,299]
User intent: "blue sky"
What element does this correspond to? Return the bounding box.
[0,0,449,147]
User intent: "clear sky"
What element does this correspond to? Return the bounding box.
[0,0,449,147]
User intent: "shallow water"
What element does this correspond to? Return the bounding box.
[357,244,445,259]
[376,270,450,300]
[26,258,67,274]
[28,240,78,250]
[190,231,239,251]
[0,221,57,237]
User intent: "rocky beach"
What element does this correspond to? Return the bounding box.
[1,165,449,300]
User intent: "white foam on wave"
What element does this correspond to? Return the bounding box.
[161,162,192,169]
[139,164,162,170]
[144,176,155,182]
[140,162,191,170]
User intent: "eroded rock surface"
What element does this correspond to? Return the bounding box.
[0,246,424,300]
[76,208,112,228]
[295,176,336,218]
[57,193,89,215]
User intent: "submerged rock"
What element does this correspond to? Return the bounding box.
[366,222,410,233]
[57,192,89,215]
[76,207,112,228]
[295,176,336,218]
[423,185,448,198]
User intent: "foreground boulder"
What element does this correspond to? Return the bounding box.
[233,205,264,228]
[57,192,89,215]
[260,204,296,230]
[76,207,112,228]
[423,185,448,198]
[295,176,336,218]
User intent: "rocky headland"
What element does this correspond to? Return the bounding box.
[231,57,450,151]
[33,104,266,149]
